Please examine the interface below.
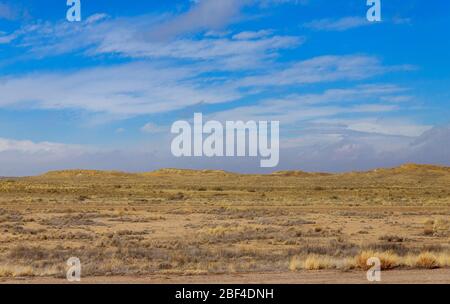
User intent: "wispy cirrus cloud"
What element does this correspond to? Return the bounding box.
[232,29,273,40]
[205,83,426,139]
[1,14,302,71]
[0,62,241,115]
[140,122,167,134]
[0,137,87,154]
[130,0,310,40]
[148,0,245,39]
[273,84,411,105]
[94,32,302,70]
[0,56,410,118]
[208,84,403,122]
[304,16,371,31]
[240,55,415,87]
[311,118,432,137]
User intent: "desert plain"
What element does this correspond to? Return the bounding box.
[0,164,449,283]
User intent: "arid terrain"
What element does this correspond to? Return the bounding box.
[0,164,449,283]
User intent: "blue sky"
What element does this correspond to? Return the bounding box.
[0,0,449,175]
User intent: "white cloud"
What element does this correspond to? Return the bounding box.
[281,133,343,149]
[209,100,398,127]
[272,84,410,105]
[1,125,449,176]
[85,13,109,24]
[0,137,87,154]
[146,0,309,39]
[213,83,408,124]
[0,31,17,44]
[304,17,370,31]
[240,55,414,87]
[283,125,450,172]
[148,0,245,39]
[232,30,273,40]
[0,62,241,115]
[94,33,302,69]
[0,52,408,118]
[1,14,302,71]
[206,83,424,138]
[140,122,166,134]
[204,30,231,37]
[313,118,432,137]
[258,0,310,7]
[345,121,431,137]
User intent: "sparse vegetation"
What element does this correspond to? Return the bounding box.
[0,164,449,282]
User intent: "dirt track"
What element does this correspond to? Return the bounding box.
[2,269,449,284]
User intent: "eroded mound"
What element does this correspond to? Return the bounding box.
[147,168,232,176]
[42,169,130,178]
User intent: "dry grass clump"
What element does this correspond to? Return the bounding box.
[0,264,61,278]
[0,265,35,277]
[415,252,439,269]
[355,250,399,270]
[303,256,354,270]
[436,253,450,267]
[289,255,353,271]
[290,250,450,272]
[303,255,333,270]
[404,252,443,269]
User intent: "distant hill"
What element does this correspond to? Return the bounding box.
[39,163,450,178]
[271,170,331,177]
[42,169,131,178]
[143,168,232,176]
[363,163,450,175]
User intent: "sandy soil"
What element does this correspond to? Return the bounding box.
[1,165,449,282]
[2,269,449,284]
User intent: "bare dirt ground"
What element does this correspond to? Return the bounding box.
[0,164,449,283]
[2,269,449,284]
